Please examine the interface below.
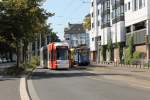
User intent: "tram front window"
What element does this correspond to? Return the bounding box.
[56,47,68,60]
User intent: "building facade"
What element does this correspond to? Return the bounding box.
[90,0,150,63]
[125,0,150,61]
[64,23,89,48]
[90,0,100,62]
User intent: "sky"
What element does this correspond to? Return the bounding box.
[42,0,90,40]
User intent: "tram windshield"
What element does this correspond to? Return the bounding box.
[56,46,68,60]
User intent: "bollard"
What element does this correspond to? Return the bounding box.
[148,62,149,69]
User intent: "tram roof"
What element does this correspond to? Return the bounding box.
[48,42,69,47]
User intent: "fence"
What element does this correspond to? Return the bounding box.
[101,59,150,69]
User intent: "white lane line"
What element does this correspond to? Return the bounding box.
[20,77,30,100]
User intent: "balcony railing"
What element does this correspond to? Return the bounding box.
[126,28,146,45]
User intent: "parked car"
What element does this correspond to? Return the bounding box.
[0,58,2,63]
[2,58,7,63]
[7,59,11,62]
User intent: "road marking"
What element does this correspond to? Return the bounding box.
[20,77,30,100]
[87,76,104,81]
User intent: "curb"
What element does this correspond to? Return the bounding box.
[20,68,35,100]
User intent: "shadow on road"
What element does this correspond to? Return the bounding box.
[31,67,131,80]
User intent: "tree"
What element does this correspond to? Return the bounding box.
[107,39,113,61]
[0,0,53,68]
[83,15,91,30]
[50,32,61,42]
[128,35,134,58]
[101,45,106,61]
[124,36,134,64]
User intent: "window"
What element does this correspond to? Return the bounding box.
[143,0,145,7]
[105,2,107,10]
[66,38,69,40]
[121,5,124,16]
[98,9,100,15]
[128,2,130,10]
[133,0,138,11]
[92,23,94,28]
[134,21,146,31]
[124,4,127,12]
[91,12,94,17]
[92,38,94,41]
[111,0,115,5]
[107,14,110,22]
[116,7,120,17]
[107,0,110,9]
[126,26,131,33]
[139,0,142,9]
[92,2,94,7]
[139,0,145,9]
[101,4,104,13]
[112,11,114,19]
[98,21,100,26]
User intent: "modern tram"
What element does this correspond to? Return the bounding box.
[40,42,70,69]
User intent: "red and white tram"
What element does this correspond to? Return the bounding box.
[40,42,70,70]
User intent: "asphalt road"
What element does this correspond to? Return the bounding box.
[0,62,20,100]
[28,67,150,100]
[0,76,20,100]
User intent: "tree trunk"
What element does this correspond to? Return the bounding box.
[23,41,28,63]
[16,40,20,68]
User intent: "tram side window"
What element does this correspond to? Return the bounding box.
[43,47,48,66]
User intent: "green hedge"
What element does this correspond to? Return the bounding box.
[23,56,40,69]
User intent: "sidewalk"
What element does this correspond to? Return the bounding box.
[0,63,20,100]
[89,63,150,81]
[82,63,150,89]
[0,62,16,72]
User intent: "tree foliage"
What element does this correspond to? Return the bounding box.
[0,0,53,68]
[107,39,113,61]
[124,36,133,64]
[83,15,91,30]
[101,45,106,61]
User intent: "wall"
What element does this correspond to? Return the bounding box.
[135,45,147,59]
[125,0,148,27]
[112,21,125,43]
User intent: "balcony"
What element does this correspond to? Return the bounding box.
[126,28,147,45]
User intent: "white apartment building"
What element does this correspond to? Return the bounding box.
[91,0,150,63]
[90,0,100,62]
[91,0,126,62]
[125,0,150,61]
[64,23,89,48]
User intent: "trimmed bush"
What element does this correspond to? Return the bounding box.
[131,51,141,65]
[133,51,141,59]
[124,48,132,64]
[23,56,40,69]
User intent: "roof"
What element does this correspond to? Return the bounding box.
[64,23,85,34]
[48,42,69,47]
